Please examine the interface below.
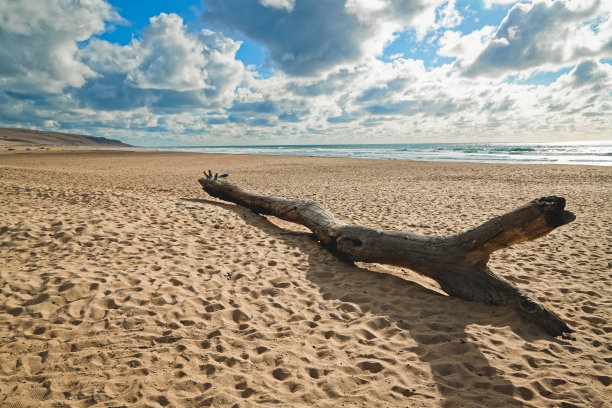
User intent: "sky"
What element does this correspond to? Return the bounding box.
[0,0,611,146]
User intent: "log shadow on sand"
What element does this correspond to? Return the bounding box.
[184,198,566,407]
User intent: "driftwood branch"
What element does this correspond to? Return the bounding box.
[198,170,575,337]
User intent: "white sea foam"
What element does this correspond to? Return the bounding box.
[152,142,612,166]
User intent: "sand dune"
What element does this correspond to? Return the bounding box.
[0,128,131,148]
[0,150,610,407]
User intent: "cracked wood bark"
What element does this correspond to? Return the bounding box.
[199,170,575,337]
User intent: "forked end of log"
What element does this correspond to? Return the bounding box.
[198,170,576,337]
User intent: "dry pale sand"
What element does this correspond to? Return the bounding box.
[0,149,610,408]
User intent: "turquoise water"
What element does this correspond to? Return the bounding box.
[154,141,612,166]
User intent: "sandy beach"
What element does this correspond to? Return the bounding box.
[0,149,610,407]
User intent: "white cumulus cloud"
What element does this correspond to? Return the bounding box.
[77,13,246,111]
[127,13,214,91]
[436,0,463,29]
[457,0,612,77]
[0,0,121,93]
[124,13,244,92]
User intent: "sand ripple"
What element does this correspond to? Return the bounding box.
[1,151,610,407]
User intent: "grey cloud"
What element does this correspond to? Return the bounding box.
[384,0,442,24]
[149,91,213,113]
[571,60,607,87]
[583,111,606,117]
[206,116,228,125]
[358,87,395,103]
[357,78,410,102]
[361,117,381,127]
[306,126,326,134]
[202,0,447,77]
[287,81,338,97]
[346,0,446,35]
[229,101,278,113]
[228,114,276,126]
[74,74,216,114]
[547,103,569,112]
[251,117,277,126]
[0,90,82,129]
[366,101,420,115]
[225,100,281,127]
[278,112,299,122]
[278,110,308,122]
[479,96,514,113]
[202,0,373,76]
[202,0,384,76]
[74,74,152,111]
[287,68,361,97]
[365,95,467,117]
[0,92,37,126]
[327,111,361,123]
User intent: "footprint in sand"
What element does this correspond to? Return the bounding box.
[272,367,291,381]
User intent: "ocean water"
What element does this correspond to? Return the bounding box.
[156,141,612,166]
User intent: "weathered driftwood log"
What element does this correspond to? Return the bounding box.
[199,170,576,337]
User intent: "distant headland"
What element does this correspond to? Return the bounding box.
[0,128,131,148]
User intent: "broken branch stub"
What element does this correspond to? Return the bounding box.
[198,170,576,337]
